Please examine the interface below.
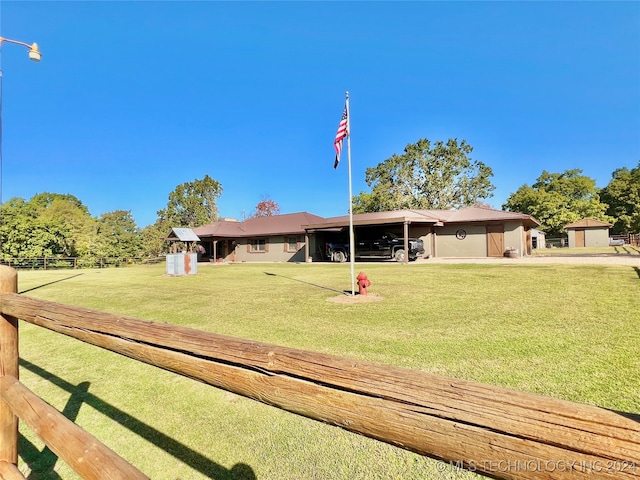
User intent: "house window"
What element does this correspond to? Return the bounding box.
[285,236,301,253]
[249,238,268,253]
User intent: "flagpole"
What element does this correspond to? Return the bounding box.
[345,91,355,296]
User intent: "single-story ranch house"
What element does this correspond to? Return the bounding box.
[191,206,540,263]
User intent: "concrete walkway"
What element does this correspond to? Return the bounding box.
[418,254,640,266]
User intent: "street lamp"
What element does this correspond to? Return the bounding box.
[0,36,41,263]
[0,37,42,62]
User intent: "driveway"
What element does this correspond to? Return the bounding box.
[418,255,640,266]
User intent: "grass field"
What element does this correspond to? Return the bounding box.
[10,261,640,479]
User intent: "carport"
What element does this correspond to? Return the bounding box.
[302,210,443,263]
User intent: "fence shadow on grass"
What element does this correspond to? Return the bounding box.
[19,359,257,480]
[634,267,640,280]
[18,274,84,295]
[614,246,638,255]
[613,410,640,423]
[17,381,90,479]
[264,271,346,295]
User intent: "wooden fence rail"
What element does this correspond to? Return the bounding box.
[0,266,639,479]
[0,375,149,480]
[0,256,163,270]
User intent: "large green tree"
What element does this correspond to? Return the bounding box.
[599,162,640,234]
[1,198,59,257]
[93,210,143,257]
[141,219,171,257]
[0,194,149,259]
[352,138,495,213]
[0,194,94,258]
[503,169,612,236]
[33,193,96,256]
[157,174,223,227]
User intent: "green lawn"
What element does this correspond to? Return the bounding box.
[11,262,640,479]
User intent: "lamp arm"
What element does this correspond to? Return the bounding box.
[0,37,42,62]
[0,37,34,49]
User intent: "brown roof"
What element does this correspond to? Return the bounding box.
[192,207,540,239]
[564,218,612,229]
[303,209,445,230]
[304,206,539,230]
[443,206,540,226]
[193,212,325,238]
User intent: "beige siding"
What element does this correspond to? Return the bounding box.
[436,225,487,257]
[567,228,609,248]
[411,226,434,257]
[234,236,306,262]
[503,222,525,256]
[585,228,610,247]
[433,222,528,258]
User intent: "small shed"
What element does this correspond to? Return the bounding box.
[165,228,201,275]
[564,218,612,248]
[530,229,546,249]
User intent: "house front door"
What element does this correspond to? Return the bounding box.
[575,229,585,247]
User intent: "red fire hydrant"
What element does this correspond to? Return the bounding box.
[357,271,371,296]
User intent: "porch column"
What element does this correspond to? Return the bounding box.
[403,221,409,264]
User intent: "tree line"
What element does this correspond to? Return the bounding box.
[1,139,638,259]
[0,175,281,259]
[352,138,639,237]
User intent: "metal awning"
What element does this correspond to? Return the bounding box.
[166,228,201,242]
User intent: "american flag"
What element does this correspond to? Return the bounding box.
[333,105,348,169]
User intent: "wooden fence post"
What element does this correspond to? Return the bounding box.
[0,266,19,465]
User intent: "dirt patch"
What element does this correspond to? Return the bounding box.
[327,293,384,304]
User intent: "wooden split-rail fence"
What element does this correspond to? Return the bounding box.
[0,265,638,479]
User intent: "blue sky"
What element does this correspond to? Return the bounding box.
[1,1,638,228]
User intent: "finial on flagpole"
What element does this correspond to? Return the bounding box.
[345,91,349,99]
